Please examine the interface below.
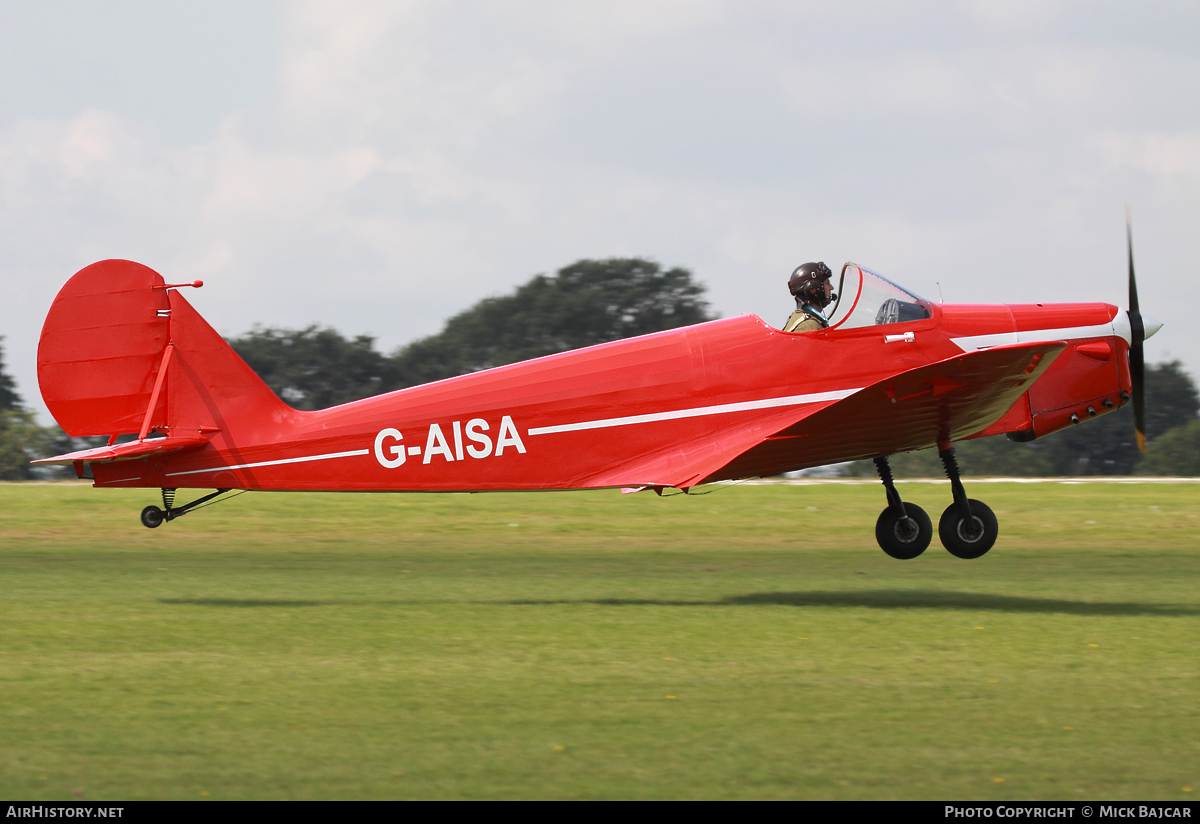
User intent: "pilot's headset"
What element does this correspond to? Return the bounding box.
[788,261,836,309]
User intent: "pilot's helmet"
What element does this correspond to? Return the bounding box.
[788,261,835,307]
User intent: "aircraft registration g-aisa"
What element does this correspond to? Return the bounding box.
[35,217,1160,560]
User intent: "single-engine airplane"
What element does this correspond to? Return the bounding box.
[34,216,1160,560]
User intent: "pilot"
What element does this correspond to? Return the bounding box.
[783,261,835,332]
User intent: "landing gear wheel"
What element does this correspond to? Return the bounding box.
[938,499,997,559]
[875,503,933,559]
[140,505,164,529]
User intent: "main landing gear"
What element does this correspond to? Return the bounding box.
[140,488,231,529]
[873,457,933,559]
[873,447,998,560]
[936,447,998,559]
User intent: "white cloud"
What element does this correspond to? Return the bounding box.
[203,125,381,220]
[1094,130,1200,180]
[964,0,1082,32]
[1,0,1198,420]
[783,54,976,119]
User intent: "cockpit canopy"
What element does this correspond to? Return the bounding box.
[824,263,931,330]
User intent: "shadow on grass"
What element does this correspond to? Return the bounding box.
[159,598,324,608]
[505,590,1200,617]
[157,591,1199,617]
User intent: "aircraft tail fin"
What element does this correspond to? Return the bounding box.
[38,259,295,441]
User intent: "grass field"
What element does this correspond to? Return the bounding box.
[1,480,1198,800]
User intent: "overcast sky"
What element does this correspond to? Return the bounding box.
[2,1,1197,423]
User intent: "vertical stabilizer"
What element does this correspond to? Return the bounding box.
[165,289,299,439]
[38,259,295,440]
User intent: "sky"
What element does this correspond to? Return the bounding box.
[1,0,1197,424]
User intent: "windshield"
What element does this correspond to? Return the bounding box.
[826,263,931,330]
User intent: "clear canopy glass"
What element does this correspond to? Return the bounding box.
[825,263,931,330]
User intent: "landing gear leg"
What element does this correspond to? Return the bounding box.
[138,488,231,529]
[873,456,932,559]
[937,446,997,558]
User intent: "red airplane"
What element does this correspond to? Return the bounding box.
[34,220,1159,560]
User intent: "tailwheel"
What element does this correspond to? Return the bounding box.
[140,505,165,529]
[139,488,233,528]
[875,503,932,560]
[938,499,997,559]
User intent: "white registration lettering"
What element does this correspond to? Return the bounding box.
[376,417,524,468]
[373,428,406,468]
[465,418,492,458]
[452,420,465,460]
[423,423,455,463]
[495,415,526,456]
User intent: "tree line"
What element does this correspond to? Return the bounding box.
[0,337,82,479]
[227,258,714,408]
[2,256,1199,478]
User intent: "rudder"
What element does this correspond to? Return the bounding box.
[39,260,171,436]
[39,259,294,440]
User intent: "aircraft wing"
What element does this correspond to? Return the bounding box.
[677,340,1066,486]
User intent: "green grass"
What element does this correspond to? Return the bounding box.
[1,481,1198,800]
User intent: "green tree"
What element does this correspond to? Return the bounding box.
[0,411,32,479]
[389,258,714,388]
[1031,360,1198,476]
[950,435,1053,477]
[227,326,391,411]
[846,436,1052,479]
[0,337,21,411]
[0,409,68,480]
[0,336,122,479]
[228,258,714,408]
[1139,420,1200,476]
[0,340,37,478]
[0,339,33,479]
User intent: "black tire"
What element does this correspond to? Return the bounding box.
[875,503,933,560]
[939,499,997,559]
[140,505,164,529]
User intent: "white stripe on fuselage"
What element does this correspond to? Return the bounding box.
[526,389,860,436]
[950,319,1128,353]
[165,448,370,478]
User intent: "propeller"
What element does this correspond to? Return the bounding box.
[1126,203,1146,452]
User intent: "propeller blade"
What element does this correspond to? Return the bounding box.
[1131,332,1146,453]
[1126,203,1146,452]
[1126,203,1140,316]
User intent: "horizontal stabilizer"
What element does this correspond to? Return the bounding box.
[32,434,210,465]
